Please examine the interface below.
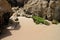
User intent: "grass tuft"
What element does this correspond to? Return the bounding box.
[32,16,50,25]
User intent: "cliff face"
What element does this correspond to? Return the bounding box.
[24,0,60,21]
[6,0,60,22]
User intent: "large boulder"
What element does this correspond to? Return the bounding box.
[0,0,13,32]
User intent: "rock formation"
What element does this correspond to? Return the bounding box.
[0,0,60,33]
[0,0,13,32]
[23,0,60,21]
[9,0,60,21]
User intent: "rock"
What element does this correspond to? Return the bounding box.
[24,0,43,17]
[7,0,60,23]
[15,18,19,21]
[0,0,13,28]
[23,0,60,21]
[7,0,17,7]
[54,6,60,21]
[10,12,18,22]
[17,0,28,7]
[12,7,19,12]
[7,0,28,7]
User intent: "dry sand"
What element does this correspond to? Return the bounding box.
[1,17,60,40]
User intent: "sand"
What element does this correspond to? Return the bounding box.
[1,17,60,40]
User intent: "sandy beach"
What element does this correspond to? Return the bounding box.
[1,17,60,40]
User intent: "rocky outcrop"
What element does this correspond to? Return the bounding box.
[10,0,60,21]
[23,0,60,21]
[0,0,13,31]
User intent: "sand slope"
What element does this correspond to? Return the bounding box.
[1,17,60,40]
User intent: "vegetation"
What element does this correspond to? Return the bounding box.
[32,16,50,25]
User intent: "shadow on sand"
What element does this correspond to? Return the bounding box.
[0,19,21,39]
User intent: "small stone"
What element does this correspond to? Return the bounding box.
[15,18,19,21]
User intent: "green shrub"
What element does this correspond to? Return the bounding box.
[32,16,50,25]
[44,21,50,25]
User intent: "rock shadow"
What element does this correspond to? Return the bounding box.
[7,19,21,30]
[0,29,12,39]
[0,19,21,39]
